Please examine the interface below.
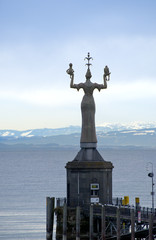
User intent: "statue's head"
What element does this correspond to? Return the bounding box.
[85,68,92,80]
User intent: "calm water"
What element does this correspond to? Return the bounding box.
[0,146,156,239]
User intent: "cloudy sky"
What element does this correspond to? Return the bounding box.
[0,0,156,130]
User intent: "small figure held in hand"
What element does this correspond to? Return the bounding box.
[66,63,74,78]
[104,65,111,81]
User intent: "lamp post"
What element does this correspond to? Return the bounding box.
[147,162,154,212]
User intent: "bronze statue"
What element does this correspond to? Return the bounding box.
[66,53,110,146]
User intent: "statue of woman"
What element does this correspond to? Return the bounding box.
[66,56,110,147]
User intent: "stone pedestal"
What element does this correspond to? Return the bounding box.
[66,147,113,207]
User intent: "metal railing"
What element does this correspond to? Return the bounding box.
[56,197,156,221]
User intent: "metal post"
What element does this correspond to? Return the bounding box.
[147,162,154,213]
[152,173,154,212]
[77,171,80,206]
[46,197,55,240]
[63,203,67,240]
[89,204,93,240]
[76,206,80,240]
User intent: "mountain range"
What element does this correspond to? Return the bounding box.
[0,123,156,147]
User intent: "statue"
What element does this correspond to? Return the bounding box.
[66,53,110,147]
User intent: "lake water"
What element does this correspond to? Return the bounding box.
[0,146,156,239]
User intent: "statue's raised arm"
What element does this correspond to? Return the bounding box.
[66,63,74,87]
[66,63,83,91]
[104,65,111,83]
[94,65,111,91]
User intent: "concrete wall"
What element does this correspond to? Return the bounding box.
[66,161,113,207]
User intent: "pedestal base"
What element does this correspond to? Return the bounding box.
[66,153,113,207]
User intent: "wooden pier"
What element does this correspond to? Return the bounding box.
[46,197,156,240]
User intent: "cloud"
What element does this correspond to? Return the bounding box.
[95,78,156,102]
[0,88,83,107]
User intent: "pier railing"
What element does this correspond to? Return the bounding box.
[56,197,156,221]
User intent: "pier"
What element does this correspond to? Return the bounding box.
[46,197,156,239]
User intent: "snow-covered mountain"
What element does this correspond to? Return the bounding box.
[0,122,156,139]
[0,122,156,147]
[0,126,81,139]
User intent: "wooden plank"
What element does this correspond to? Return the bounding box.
[116,207,120,240]
[63,203,67,240]
[76,206,80,240]
[101,205,106,240]
[130,208,135,240]
[149,213,153,240]
[46,197,55,240]
[89,204,93,240]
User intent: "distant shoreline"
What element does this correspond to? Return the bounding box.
[0,143,156,151]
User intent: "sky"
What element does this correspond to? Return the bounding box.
[0,0,156,130]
